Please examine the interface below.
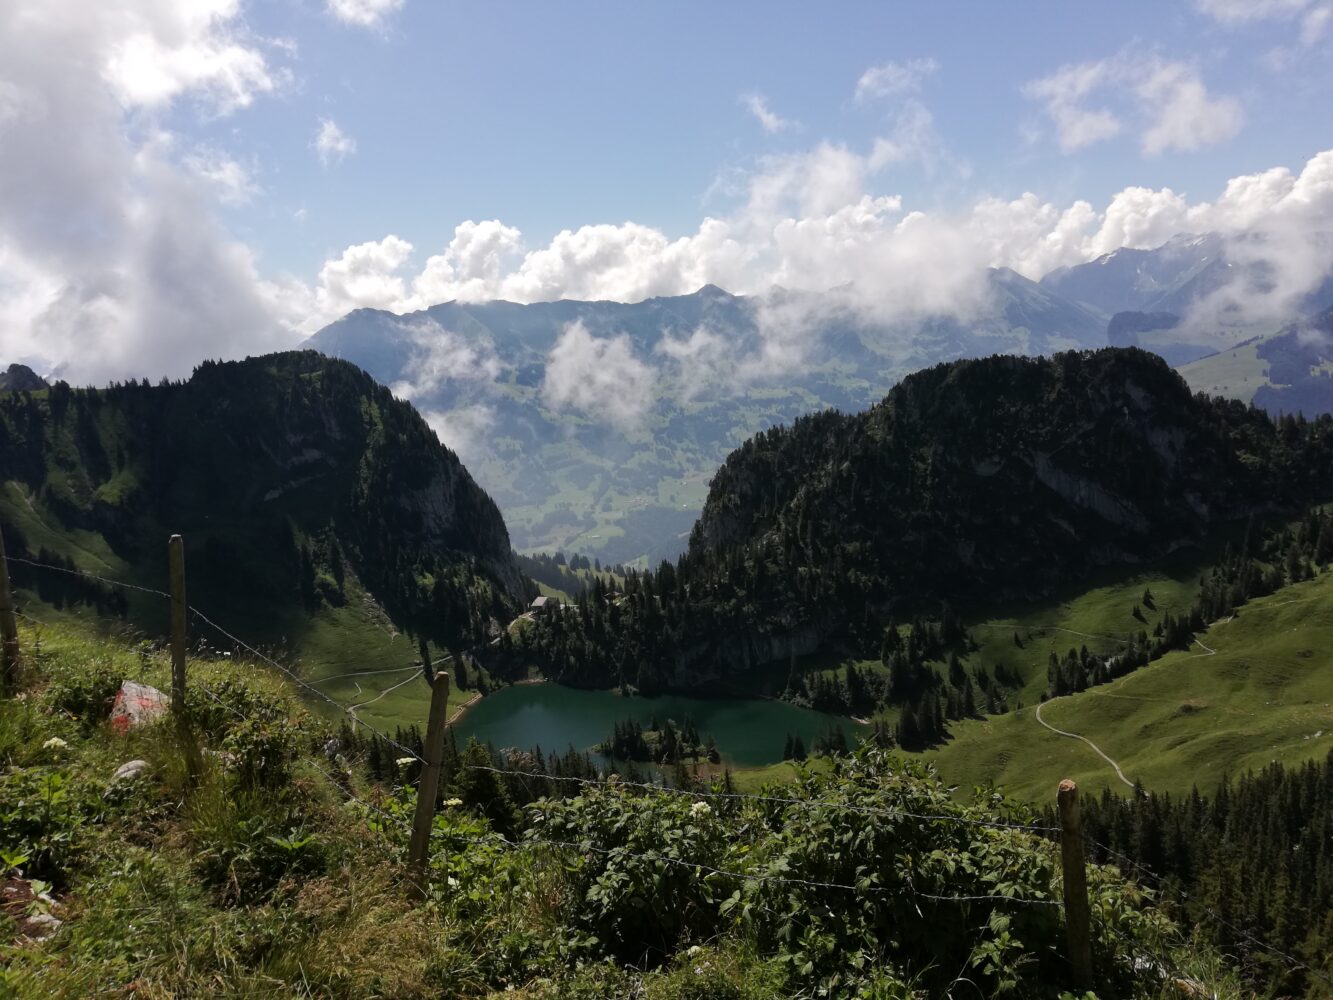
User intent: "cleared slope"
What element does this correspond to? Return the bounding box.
[927,569,1333,801]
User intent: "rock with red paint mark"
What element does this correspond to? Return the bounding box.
[108,680,168,733]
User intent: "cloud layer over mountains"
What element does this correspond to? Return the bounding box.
[1,0,1332,386]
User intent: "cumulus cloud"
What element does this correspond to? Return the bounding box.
[413,220,524,303]
[312,235,413,316]
[314,118,356,166]
[103,0,286,114]
[1,1,1328,396]
[288,146,1333,372]
[327,0,405,29]
[1025,53,1242,155]
[0,0,295,383]
[854,58,939,102]
[741,93,794,133]
[542,321,656,428]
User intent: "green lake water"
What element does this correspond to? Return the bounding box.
[453,683,866,768]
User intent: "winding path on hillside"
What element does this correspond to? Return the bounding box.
[972,622,1132,645]
[1034,699,1135,789]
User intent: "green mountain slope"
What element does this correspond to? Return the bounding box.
[520,348,1333,696]
[0,351,527,672]
[1179,305,1333,416]
[0,615,1255,999]
[927,567,1333,801]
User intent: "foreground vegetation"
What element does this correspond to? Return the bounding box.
[1,619,1252,999]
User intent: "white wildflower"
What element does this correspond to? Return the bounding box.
[42,737,68,751]
[395,756,415,767]
[444,797,463,807]
[689,801,711,818]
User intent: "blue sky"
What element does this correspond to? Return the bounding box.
[2,0,1332,380]
[202,0,1332,276]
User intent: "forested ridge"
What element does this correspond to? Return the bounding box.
[517,348,1333,696]
[1073,752,1333,996]
[0,351,526,653]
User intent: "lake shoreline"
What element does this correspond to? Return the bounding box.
[450,680,866,770]
[447,676,549,726]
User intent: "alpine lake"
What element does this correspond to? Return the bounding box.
[453,683,867,770]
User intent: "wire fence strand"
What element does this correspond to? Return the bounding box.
[9,553,1328,983]
[465,764,1061,835]
[6,554,171,598]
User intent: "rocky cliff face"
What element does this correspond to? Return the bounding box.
[0,363,46,391]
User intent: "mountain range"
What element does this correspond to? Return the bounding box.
[306,231,1333,565]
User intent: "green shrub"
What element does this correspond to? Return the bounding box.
[43,659,122,725]
[0,768,100,884]
[529,785,734,965]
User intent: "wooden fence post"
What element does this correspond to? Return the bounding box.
[169,534,186,715]
[1058,778,1093,988]
[407,668,451,900]
[0,528,21,694]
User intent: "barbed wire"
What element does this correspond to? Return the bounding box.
[193,679,416,837]
[5,554,171,598]
[187,606,428,766]
[1089,838,1332,988]
[497,829,1063,905]
[190,676,1062,910]
[13,553,1324,977]
[5,552,430,769]
[464,764,1061,835]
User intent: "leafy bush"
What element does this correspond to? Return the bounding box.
[0,767,100,884]
[530,786,735,964]
[43,658,122,724]
[187,678,303,787]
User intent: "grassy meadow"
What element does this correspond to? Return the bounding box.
[926,569,1333,802]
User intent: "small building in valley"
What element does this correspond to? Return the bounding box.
[530,595,560,617]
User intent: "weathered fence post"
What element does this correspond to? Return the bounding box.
[0,528,21,693]
[169,534,186,715]
[1058,778,1093,988]
[407,667,451,900]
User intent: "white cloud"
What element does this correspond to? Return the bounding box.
[542,321,656,429]
[314,118,356,166]
[423,404,495,461]
[0,1,1327,395]
[854,58,939,102]
[656,326,735,401]
[741,93,794,133]
[1023,62,1122,152]
[288,146,1333,348]
[1196,0,1332,38]
[313,235,413,315]
[1134,61,1244,155]
[0,0,295,384]
[413,220,524,304]
[183,148,257,205]
[103,0,286,114]
[1301,5,1333,41]
[327,0,405,28]
[1025,54,1242,155]
[388,318,502,398]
